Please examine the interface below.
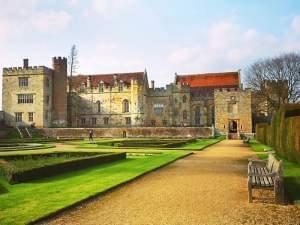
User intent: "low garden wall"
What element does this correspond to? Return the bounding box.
[256,104,300,163]
[41,127,213,138]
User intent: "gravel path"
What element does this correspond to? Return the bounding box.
[45,140,300,225]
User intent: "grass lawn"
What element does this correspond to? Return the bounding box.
[0,150,190,225]
[179,136,225,150]
[249,139,300,204]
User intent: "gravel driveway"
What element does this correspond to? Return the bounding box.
[44,140,300,225]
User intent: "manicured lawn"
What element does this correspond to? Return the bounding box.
[0,150,190,225]
[249,139,300,204]
[179,136,225,150]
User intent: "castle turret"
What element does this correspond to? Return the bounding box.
[52,57,68,126]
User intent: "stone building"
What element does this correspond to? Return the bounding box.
[2,58,67,127]
[1,57,253,137]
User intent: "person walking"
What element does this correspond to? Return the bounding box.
[89,129,94,142]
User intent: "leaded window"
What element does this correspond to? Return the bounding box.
[17,94,34,104]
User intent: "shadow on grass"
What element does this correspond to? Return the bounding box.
[285,177,300,204]
[0,183,9,194]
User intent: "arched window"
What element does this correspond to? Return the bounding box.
[183,95,187,103]
[183,110,187,120]
[195,106,201,126]
[123,99,129,113]
[96,101,101,113]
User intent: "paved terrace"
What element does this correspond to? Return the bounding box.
[46,140,300,225]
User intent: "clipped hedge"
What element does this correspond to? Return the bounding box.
[256,104,300,163]
[1,152,126,184]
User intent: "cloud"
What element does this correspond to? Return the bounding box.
[167,18,299,75]
[31,10,71,33]
[93,0,137,17]
[291,16,300,34]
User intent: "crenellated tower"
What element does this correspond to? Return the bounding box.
[52,57,68,126]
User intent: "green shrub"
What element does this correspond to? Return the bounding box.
[0,152,126,184]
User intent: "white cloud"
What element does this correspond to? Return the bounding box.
[167,18,299,76]
[291,16,300,34]
[93,0,137,17]
[31,11,71,33]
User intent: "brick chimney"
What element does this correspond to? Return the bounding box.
[23,59,29,69]
[151,80,155,89]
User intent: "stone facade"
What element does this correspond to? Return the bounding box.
[2,58,67,128]
[41,127,213,138]
[214,88,252,137]
[2,57,253,137]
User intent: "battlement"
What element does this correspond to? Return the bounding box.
[3,66,53,76]
[52,56,67,65]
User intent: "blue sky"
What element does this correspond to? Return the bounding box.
[1,0,300,109]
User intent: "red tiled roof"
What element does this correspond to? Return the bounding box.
[176,72,240,88]
[69,72,145,88]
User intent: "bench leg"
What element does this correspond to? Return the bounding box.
[275,178,284,204]
[248,178,253,203]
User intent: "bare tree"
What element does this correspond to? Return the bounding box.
[68,44,79,77]
[67,44,79,127]
[246,53,300,112]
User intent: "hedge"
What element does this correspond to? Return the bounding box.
[256,104,300,163]
[1,152,126,184]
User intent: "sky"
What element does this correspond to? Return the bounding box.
[1,0,300,109]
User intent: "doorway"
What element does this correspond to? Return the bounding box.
[228,120,238,139]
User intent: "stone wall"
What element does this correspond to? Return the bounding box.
[41,127,213,138]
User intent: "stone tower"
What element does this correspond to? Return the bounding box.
[52,57,68,126]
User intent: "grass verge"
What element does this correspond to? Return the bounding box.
[0,150,190,225]
[249,139,300,204]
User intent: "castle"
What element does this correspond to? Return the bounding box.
[1,57,252,136]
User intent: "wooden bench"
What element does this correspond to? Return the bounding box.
[243,137,250,144]
[247,154,284,204]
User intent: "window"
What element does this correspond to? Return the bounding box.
[45,78,50,87]
[28,112,34,122]
[195,106,201,125]
[19,77,28,87]
[99,83,104,92]
[46,96,50,105]
[15,112,22,122]
[153,103,164,115]
[151,120,156,126]
[123,99,129,113]
[81,118,86,125]
[92,118,97,125]
[104,117,109,125]
[125,117,131,125]
[45,110,48,120]
[96,101,101,113]
[183,110,187,120]
[162,120,168,126]
[17,94,34,104]
[183,95,187,103]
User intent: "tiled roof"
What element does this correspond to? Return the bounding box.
[176,72,240,88]
[69,72,145,88]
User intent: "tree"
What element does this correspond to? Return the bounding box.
[67,44,79,127]
[246,53,300,112]
[68,44,79,77]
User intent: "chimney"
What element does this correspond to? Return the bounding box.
[23,58,29,69]
[151,80,155,89]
